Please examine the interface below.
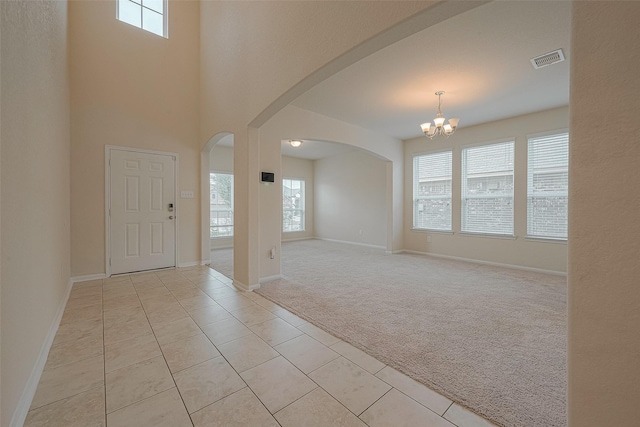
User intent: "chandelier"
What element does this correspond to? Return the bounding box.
[420,91,460,139]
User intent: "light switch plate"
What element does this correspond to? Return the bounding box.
[180,190,194,199]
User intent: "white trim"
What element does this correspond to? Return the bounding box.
[459,232,517,240]
[178,261,201,268]
[10,278,74,427]
[233,279,260,291]
[105,145,179,277]
[314,237,385,250]
[411,147,453,159]
[524,236,567,244]
[526,127,569,140]
[401,249,567,276]
[71,273,107,282]
[461,136,516,150]
[385,250,404,254]
[281,237,313,243]
[259,274,283,283]
[411,229,454,235]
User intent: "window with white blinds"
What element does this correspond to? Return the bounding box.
[462,141,514,235]
[413,151,452,231]
[527,132,569,239]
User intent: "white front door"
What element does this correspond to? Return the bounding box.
[109,148,176,275]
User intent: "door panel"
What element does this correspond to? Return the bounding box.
[110,149,176,274]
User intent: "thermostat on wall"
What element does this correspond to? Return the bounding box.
[261,172,275,183]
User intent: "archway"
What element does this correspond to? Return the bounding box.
[201,132,234,277]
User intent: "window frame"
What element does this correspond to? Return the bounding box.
[209,172,234,239]
[412,150,453,232]
[116,0,168,39]
[282,177,305,233]
[461,139,515,237]
[526,130,569,241]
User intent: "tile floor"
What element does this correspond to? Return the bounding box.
[24,265,496,427]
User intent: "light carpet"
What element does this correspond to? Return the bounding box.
[212,240,567,427]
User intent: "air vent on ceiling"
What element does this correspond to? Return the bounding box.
[530,49,565,69]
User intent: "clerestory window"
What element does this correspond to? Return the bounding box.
[117,0,167,38]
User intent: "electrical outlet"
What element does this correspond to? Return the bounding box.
[358,230,363,236]
[427,235,432,243]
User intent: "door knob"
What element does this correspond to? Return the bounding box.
[169,216,174,220]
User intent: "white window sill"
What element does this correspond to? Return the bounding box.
[411,228,454,235]
[459,232,516,240]
[524,236,567,244]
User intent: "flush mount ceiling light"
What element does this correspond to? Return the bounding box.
[420,91,460,139]
[289,140,303,148]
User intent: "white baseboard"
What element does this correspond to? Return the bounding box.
[401,249,567,276]
[259,274,282,284]
[314,237,385,250]
[10,277,75,427]
[200,260,210,265]
[178,261,202,268]
[281,237,313,242]
[71,273,106,282]
[233,279,260,292]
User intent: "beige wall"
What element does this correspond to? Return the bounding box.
[200,1,448,288]
[569,2,640,425]
[404,107,569,273]
[70,0,200,276]
[282,155,314,241]
[3,2,637,425]
[315,151,388,247]
[0,1,71,425]
[258,105,404,280]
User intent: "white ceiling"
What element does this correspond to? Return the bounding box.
[291,1,571,143]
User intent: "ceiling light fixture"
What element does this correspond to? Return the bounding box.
[420,91,459,139]
[290,140,303,148]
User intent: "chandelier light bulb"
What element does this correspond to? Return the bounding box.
[420,123,432,133]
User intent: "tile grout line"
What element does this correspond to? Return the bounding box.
[144,271,197,426]
[189,267,291,425]
[357,387,394,419]
[101,278,108,426]
[106,272,192,424]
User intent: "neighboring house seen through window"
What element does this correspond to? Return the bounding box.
[210,173,233,238]
[527,132,569,239]
[413,151,452,231]
[283,178,305,232]
[117,0,167,38]
[462,141,515,235]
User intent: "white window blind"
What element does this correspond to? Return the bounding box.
[117,0,167,38]
[283,178,305,232]
[527,132,569,239]
[462,141,514,235]
[413,151,452,231]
